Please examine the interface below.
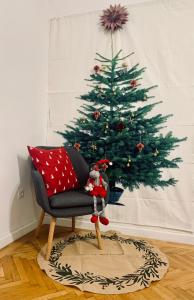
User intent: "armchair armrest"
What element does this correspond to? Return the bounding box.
[31,166,51,214]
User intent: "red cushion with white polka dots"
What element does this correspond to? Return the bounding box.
[27,146,80,197]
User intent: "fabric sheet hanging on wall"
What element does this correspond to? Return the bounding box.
[48,0,194,233]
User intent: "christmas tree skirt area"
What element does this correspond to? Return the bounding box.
[37,230,169,294]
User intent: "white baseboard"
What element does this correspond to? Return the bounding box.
[0,220,38,250]
[1,216,193,250]
[45,216,194,245]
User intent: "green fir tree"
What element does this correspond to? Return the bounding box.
[58,5,186,193]
[58,49,186,190]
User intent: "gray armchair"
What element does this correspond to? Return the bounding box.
[31,146,109,260]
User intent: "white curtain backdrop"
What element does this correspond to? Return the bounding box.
[48,0,194,242]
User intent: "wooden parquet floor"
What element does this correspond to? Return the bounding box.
[0,225,194,300]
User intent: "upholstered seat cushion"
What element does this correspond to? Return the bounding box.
[49,189,103,209]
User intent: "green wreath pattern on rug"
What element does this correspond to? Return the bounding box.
[48,232,168,291]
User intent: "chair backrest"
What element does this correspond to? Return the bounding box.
[36,146,89,187]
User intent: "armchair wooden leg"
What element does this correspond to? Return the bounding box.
[72,217,75,232]
[46,216,56,260]
[95,220,102,250]
[35,209,45,238]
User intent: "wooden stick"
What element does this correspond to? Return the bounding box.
[72,217,75,232]
[95,220,103,250]
[35,209,45,238]
[46,217,56,260]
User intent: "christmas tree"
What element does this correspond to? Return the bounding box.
[58,5,186,193]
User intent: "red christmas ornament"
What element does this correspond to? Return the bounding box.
[93,65,101,73]
[136,143,144,152]
[74,143,81,151]
[116,122,126,131]
[93,111,101,120]
[130,80,137,88]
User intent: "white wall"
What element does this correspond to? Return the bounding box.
[48,0,153,18]
[47,0,194,244]
[48,0,194,18]
[0,0,48,248]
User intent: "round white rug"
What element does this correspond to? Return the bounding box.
[37,230,169,294]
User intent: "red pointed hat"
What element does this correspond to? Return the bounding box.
[96,159,110,165]
[96,159,112,170]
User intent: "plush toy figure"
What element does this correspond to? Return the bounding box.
[85,159,111,225]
